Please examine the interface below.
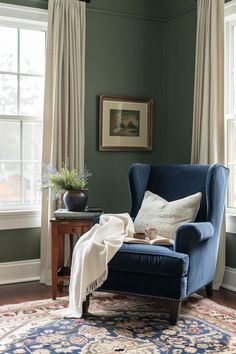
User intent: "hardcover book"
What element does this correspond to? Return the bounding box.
[54,209,103,219]
[124,235,174,246]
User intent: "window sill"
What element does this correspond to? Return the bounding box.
[0,210,41,230]
[226,210,236,234]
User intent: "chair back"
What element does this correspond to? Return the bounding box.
[129,163,229,229]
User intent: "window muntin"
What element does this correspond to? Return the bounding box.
[0,16,46,211]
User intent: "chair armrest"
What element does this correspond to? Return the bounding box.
[175,222,214,253]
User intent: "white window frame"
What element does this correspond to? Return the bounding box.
[0,3,47,230]
[225,0,236,234]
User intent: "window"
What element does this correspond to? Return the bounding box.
[0,4,47,228]
[225,2,236,209]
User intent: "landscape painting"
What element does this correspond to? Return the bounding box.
[99,95,153,151]
[109,109,140,137]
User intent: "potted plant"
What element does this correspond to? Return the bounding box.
[42,164,92,211]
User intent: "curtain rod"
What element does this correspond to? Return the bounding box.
[80,0,91,2]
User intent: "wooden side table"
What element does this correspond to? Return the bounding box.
[50,212,101,299]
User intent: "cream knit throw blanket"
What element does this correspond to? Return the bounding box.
[56,213,134,318]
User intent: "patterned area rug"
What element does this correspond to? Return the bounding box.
[0,292,235,353]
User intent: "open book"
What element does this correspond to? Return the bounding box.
[124,235,174,246]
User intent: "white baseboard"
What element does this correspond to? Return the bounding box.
[222,266,236,292]
[0,259,40,285]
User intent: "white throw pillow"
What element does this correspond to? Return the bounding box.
[134,191,202,240]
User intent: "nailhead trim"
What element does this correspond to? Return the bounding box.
[98,289,182,302]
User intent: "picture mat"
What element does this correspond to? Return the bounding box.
[102,101,148,147]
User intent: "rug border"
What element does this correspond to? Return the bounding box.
[0,293,235,316]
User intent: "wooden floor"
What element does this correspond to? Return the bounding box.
[0,281,235,309]
[0,282,68,306]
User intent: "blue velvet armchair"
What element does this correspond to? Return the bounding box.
[98,163,229,325]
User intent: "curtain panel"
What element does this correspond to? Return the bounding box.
[40,0,86,284]
[191,0,225,289]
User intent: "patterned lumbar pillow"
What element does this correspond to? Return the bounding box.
[134,191,202,240]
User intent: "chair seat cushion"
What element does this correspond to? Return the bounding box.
[108,243,189,277]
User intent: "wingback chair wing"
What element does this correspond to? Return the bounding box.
[97,163,229,325]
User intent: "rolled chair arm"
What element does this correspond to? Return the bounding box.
[175,222,214,253]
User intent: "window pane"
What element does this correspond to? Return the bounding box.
[0,162,21,204]
[23,122,42,161]
[0,121,20,160]
[0,26,17,72]
[0,74,17,114]
[23,162,41,204]
[20,29,45,75]
[234,25,236,70]
[19,76,44,116]
[234,72,236,113]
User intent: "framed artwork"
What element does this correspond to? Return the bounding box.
[99,95,153,151]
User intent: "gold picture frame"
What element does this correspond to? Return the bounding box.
[99,95,153,151]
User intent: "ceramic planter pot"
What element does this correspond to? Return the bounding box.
[63,189,88,211]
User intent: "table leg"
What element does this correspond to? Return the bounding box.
[51,222,58,300]
[69,234,74,266]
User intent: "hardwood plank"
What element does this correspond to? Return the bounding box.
[0,282,67,305]
[0,282,235,309]
[198,287,236,310]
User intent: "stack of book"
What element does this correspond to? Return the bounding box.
[54,208,103,219]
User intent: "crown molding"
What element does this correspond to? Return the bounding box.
[165,4,197,23]
[87,7,163,23]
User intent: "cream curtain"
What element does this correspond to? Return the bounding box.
[191,0,225,289]
[40,0,86,285]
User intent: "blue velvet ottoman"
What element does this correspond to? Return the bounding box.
[104,243,189,300]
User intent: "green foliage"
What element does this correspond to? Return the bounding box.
[42,166,92,199]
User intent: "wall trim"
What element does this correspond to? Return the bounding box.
[165,5,197,23]
[0,210,41,230]
[0,1,196,24]
[0,2,47,24]
[0,259,40,285]
[0,2,195,24]
[87,5,197,24]
[222,266,236,292]
[87,7,163,23]
[0,0,47,10]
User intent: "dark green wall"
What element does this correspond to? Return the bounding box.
[164,0,196,163]
[85,2,164,213]
[0,228,40,262]
[226,233,236,268]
